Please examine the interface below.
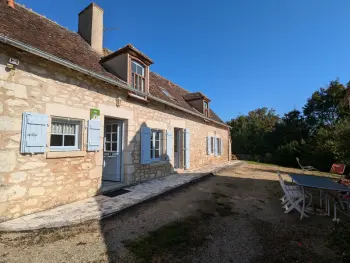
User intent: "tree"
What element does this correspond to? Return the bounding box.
[303,80,348,129]
[228,79,350,171]
[227,108,279,156]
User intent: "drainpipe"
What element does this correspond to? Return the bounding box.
[227,126,232,161]
[8,0,15,8]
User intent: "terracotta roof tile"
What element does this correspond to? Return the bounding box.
[0,0,224,124]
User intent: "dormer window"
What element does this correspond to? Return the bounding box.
[131,60,145,92]
[183,92,211,117]
[204,101,209,117]
[100,44,153,96]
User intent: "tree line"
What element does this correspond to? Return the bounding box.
[227,80,350,172]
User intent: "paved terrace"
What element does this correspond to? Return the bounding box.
[0,161,243,231]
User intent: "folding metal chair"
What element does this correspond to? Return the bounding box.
[296,157,319,172]
[334,194,350,221]
[277,171,312,220]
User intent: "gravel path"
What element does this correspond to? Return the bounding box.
[0,163,337,263]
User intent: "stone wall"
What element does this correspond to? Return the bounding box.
[0,43,230,221]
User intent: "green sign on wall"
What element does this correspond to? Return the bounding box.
[90,108,100,119]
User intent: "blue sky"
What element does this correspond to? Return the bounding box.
[16,0,350,121]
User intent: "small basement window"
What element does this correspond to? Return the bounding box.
[50,118,82,151]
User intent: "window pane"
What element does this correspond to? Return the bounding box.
[112,124,118,132]
[150,139,153,150]
[51,134,63,146]
[136,76,139,90]
[63,123,75,135]
[155,150,160,158]
[52,123,63,134]
[105,143,111,151]
[64,135,75,146]
[105,133,111,142]
[132,62,137,73]
[155,141,160,150]
[112,143,117,151]
[132,73,135,88]
[112,133,117,142]
[136,65,142,76]
[155,131,160,140]
[106,125,111,133]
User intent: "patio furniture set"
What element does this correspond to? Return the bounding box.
[277,160,350,220]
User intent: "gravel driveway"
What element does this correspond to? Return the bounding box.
[0,163,338,263]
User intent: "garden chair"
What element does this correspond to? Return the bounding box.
[296,157,319,172]
[330,164,346,176]
[333,193,350,221]
[277,171,312,220]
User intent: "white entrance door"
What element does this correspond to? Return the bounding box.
[174,129,180,169]
[103,121,122,181]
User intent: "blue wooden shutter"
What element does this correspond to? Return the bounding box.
[87,119,100,151]
[220,138,223,155]
[141,126,151,164]
[214,137,218,156]
[184,129,190,169]
[166,130,173,161]
[21,112,48,153]
[207,136,211,155]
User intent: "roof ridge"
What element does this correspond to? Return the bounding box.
[15,2,74,33]
[150,72,191,93]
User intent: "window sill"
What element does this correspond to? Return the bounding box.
[128,91,148,102]
[46,151,86,159]
[149,160,170,166]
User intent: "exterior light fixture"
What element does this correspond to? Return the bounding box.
[6,57,19,70]
[116,97,122,107]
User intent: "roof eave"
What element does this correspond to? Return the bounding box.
[0,34,228,128]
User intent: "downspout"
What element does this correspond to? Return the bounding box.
[0,34,230,129]
[227,126,231,161]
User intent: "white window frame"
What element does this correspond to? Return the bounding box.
[150,129,162,161]
[50,117,81,152]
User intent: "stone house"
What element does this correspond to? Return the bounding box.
[0,1,231,222]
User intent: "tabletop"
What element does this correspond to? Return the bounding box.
[289,174,349,192]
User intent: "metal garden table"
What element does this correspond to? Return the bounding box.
[289,174,349,218]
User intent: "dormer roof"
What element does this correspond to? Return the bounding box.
[183,92,211,102]
[101,44,154,66]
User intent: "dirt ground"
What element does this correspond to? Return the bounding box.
[0,163,343,263]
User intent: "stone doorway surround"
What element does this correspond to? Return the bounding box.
[0,161,243,231]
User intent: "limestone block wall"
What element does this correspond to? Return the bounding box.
[0,43,230,221]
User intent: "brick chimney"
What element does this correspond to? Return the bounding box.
[78,3,104,55]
